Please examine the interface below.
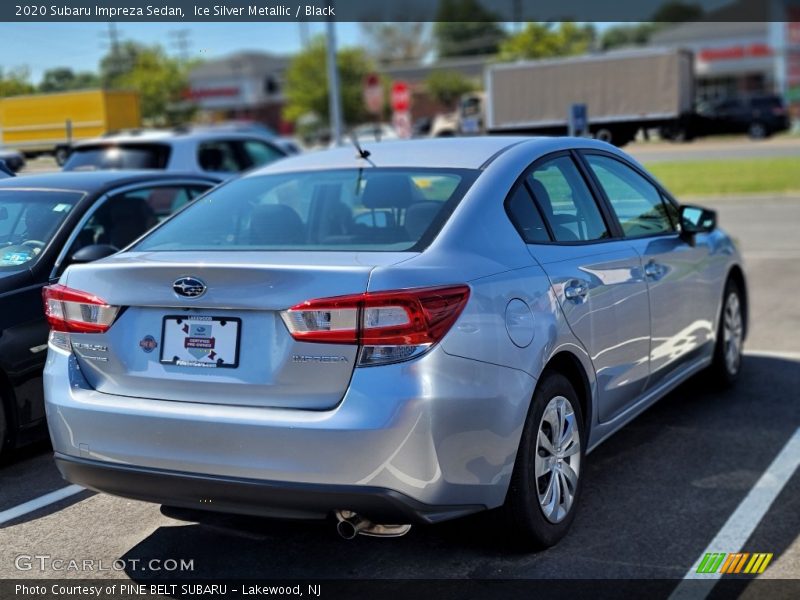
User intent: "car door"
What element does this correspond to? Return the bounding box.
[516,152,652,423]
[579,151,717,389]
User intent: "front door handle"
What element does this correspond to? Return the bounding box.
[564,280,589,300]
[644,261,665,279]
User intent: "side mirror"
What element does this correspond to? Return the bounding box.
[680,204,716,235]
[69,244,118,265]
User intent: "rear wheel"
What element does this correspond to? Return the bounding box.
[500,372,585,549]
[710,279,744,387]
[748,122,767,140]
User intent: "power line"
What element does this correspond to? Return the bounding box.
[169,29,192,62]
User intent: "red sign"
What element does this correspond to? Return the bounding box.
[363,73,383,115]
[391,81,411,113]
[183,87,240,100]
[699,43,773,62]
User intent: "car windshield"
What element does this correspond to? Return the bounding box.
[135,168,479,252]
[0,190,84,269]
[63,144,170,171]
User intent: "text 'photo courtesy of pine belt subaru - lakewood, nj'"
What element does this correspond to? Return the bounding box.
[42,137,747,549]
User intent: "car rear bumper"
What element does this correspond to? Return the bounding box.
[44,345,536,520]
[55,454,483,524]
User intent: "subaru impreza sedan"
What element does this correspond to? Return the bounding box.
[43,137,746,548]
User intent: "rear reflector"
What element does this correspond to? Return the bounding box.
[281,285,470,365]
[42,284,119,334]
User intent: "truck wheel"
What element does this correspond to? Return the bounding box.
[500,372,585,550]
[594,128,614,144]
[54,146,70,166]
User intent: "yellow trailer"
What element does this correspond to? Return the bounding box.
[0,89,140,161]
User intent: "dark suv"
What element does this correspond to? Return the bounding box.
[694,94,790,139]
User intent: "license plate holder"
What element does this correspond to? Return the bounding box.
[160,315,241,369]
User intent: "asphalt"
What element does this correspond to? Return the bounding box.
[0,192,798,595]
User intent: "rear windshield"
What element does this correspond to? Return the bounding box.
[63,143,171,171]
[0,190,84,269]
[135,168,479,252]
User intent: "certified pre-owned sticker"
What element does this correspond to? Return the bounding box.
[139,335,158,353]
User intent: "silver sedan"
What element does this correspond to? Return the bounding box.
[42,137,747,548]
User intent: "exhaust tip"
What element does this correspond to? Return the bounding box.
[336,519,359,540]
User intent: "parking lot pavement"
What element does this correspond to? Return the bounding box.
[0,195,798,588]
[626,135,800,163]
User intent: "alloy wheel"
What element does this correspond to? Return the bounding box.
[535,395,581,523]
[723,291,743,376]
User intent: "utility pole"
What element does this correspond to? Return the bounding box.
[170,29,192,62]
[100,22,123,87]
[299,22,310,48]
[326,18,344,146]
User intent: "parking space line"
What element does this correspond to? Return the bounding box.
[745,349,800,361]
[0,484,84,526]
[670,428,800,599]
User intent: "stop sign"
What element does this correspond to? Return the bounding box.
[391,81,411,113]
[363,73,383,115]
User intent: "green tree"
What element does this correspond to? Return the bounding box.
[360,23,430,64]
[433,0,506,57]
[283,36,374,127]
[600,23,661,50]
[39,67,100,93]
[424,70,476,108]
[0,66,35,97]
[100,41,193,125]
[499,22,596,61]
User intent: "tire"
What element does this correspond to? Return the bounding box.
[54,146,70,166]
[0,392,8,460]
[710,279,745,388]
[500,372,585,550]
[594,127,614,144]
[748,122,767,140]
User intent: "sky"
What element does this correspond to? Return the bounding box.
[0,22,619,84]
[0,22,360,83]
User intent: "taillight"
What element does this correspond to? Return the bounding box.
[281,285,470,366]
[42,284,119,335]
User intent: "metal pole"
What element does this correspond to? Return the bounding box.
[326,18,344,146]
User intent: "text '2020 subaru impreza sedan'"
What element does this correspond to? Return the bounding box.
[43,137,747,548]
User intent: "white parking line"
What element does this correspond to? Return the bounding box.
[670,427,800,599]
[745,349,800,361]
[0,485,84,526]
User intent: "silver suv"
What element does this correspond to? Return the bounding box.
[62,130,288,178]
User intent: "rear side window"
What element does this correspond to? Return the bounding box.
[135,168,479,252]
[585,155,674,237]
[197,139,285,173]
[63,144,170,171]
[528,156,609,242]
[506,184,550,243]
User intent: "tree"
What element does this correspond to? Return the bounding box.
[0,67,35,97]
[283,36,374,127]
[433,0,506,57]
[600,23,661,50]
[360,23,430,64]
[39,68,100,93]
[100,41,194,125]
[499,22,596,61]
[425,70,475,108]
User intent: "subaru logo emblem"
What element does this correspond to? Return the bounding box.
[173,277,207,298]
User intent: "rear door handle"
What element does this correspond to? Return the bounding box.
[564,280,589,300]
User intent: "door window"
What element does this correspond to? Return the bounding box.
[585,155,675,238]
[527,156,609,242]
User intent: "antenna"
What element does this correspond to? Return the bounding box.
[350,133,374,164]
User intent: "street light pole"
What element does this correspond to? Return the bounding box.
[326,18,344,146]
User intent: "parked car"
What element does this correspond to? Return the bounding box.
[0,171,220,457]
[0,148,25,172]
[43,138,747,548]
[0,160,14,178]
[62,130,289,178]
[670,94,790,140]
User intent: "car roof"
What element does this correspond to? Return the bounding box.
[251,136,611,174]
[0,170,219,193]
[73,129,280,147]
